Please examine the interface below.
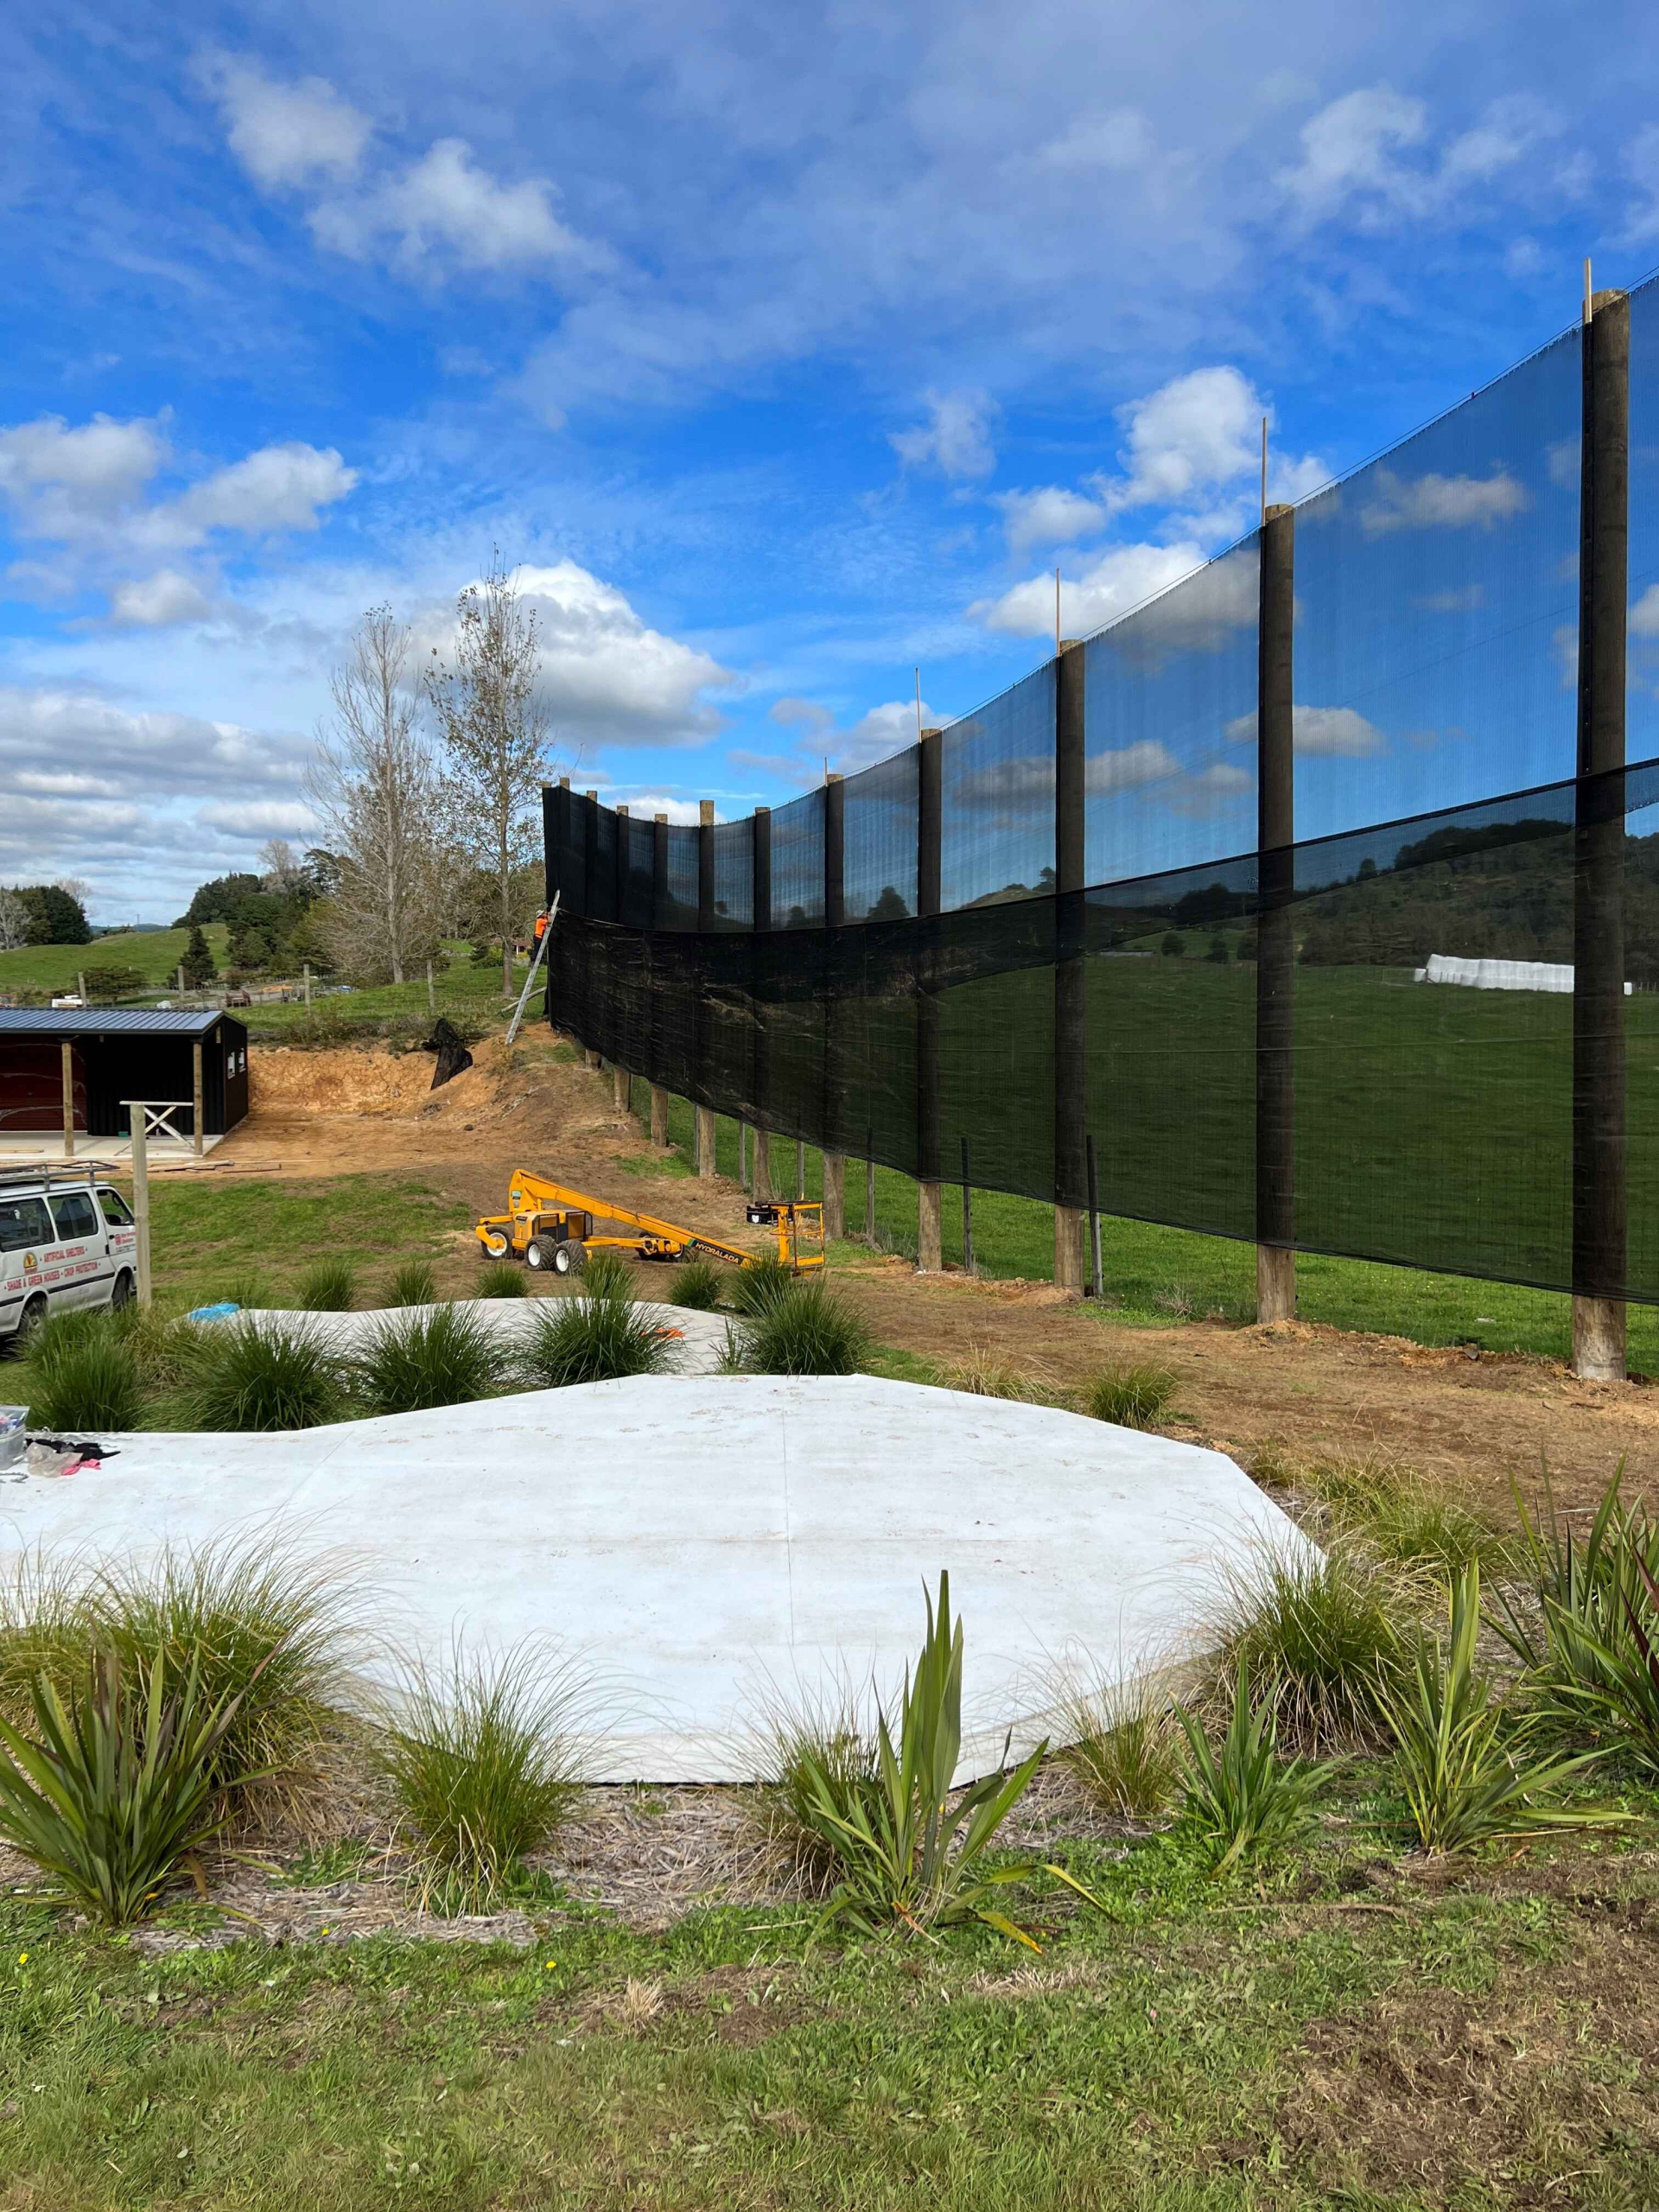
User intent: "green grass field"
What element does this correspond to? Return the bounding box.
[4,1788,1656,2210]
[0,925,229,998]
[242,949,522,1039]
[146,1174,475,1310]
[632,1079,1659,1370]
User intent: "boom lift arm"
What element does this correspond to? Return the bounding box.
[474,1170,823,1276]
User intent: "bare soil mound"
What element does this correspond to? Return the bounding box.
[251,1039,504,1119]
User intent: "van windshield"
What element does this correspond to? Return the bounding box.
[0,1197,52,1252]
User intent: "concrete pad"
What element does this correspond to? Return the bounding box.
[226,1299,733,1376]
[0,1376,1311,1783]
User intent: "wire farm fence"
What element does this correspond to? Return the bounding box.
[543,279,1659,1312]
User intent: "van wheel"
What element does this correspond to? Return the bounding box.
[481,1230,512,1260]
[111,1270,136,1311]
[551,1242,586,1276]
[17,1295,48,1345]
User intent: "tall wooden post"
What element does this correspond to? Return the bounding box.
[1573,287,1630,1379]
[752,807,773,1202]
[1256,505,1297,1323]
[696,798,717,1177]
[916,728,944,1270]
[60,1039,75,1160]
[647,813,671,1147]
[191,1039,205,1157]
[822,771,847,1236]
[303,962,312,1008]
[1054,642,1087,1292]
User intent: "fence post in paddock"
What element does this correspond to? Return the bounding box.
[613,1065,631,1116]
[960,1135,975,1277]
[696,799,717,1177]
[751,808,774,1203]
[60,1039,76,1160]
[821,772,847,1236]
[916,727,944,1271]
[1053,640,1087,1294]
[1573,286,1631,1381]
[865,1128,876,1242]
[1255,504,1297,1325]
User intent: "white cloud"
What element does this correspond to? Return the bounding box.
[1034,108,1156,172]
[1631,585,1659,638]
[1548,438,1580,490]
[1359,467,1530,535]
[1164,761,1255,817]
[196,799,319,836]
[995,486,1105,556]
[413,560,734,747]
[315,139,589,273]
[0,684,318,912]
[1087,740,1181,792]
[769,696,834,733]
[175,442,357,536]
[1225,704,1386,756]
[835,700,934,771]
[0,412,169,539]
[1625,124,1659,240]
[1280,86,1562,232]
[1412,584,1486,613]
[891,390,997,479]
[1278,86,1429,224]
[108,571,213,626]
[201,54,372,189]
[1088,365,1325,536]
[975,539,1258,659]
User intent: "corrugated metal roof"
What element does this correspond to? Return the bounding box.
[0,1009,236,1038]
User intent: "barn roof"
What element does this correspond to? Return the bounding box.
[0,1010,239,1040]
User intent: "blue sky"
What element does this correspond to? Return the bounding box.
[3,0,1656,920]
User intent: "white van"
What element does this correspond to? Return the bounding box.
[0,1167,138,1344]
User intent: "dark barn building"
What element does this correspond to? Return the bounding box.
[0,1011,250,1141]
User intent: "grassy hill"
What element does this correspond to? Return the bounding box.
[0,925,230,999]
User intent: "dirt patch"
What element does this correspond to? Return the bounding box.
[573,1962,805,2047]
[1276,1917,1659,2201]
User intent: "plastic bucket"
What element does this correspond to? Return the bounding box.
[0,1408,26,1471]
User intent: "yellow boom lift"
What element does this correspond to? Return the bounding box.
[474,1171,824,1279]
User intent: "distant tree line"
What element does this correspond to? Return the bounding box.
[0,880,92,950]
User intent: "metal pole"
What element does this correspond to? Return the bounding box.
[1573,286,1631,1379]
[751,808,773,1202]
[426,958,435,1014]
[821,770,847,1233]
[192,1039,204,1157]
[1054,641,1087,1292]
[1086,1132,1103,1301]
[129,1107,151,1306]
[960,1135,974,1277]
[60,1039,75,1160]
[797,1136,806,1199]
[1256,504,1297,1323]
[866,1128,875,1241]
[303,962,312,1009]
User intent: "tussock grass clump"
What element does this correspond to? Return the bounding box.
[1084,1364,1176,1431]
[736,1282,870,1377]
[17,1309,147,1433]
[168,1319,349,1433]
[580,1250,638,1304]
[476,1261,528,1299]
[1208,1540,1419,1751]
[1174,1667,1322,1875]
[728,1256,795,1319]
[941,1341,1057,1402]
[669,1258,726,1311]
[353,1306,505,1415]
[1306,1455,1513,1578]
[103,1541,355,1830]
[0,1541,355,1841]
[518,1295,671,1388]
[1057,1676,1183,1820]
[386,1258,439,1308]
[748,1688,878,1893]
[376,1639,591,1909]
[296,1259,358,1313]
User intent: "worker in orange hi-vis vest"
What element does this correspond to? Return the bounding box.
[533,908,549,943]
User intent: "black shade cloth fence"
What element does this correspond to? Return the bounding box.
[543,280,1659,1304]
